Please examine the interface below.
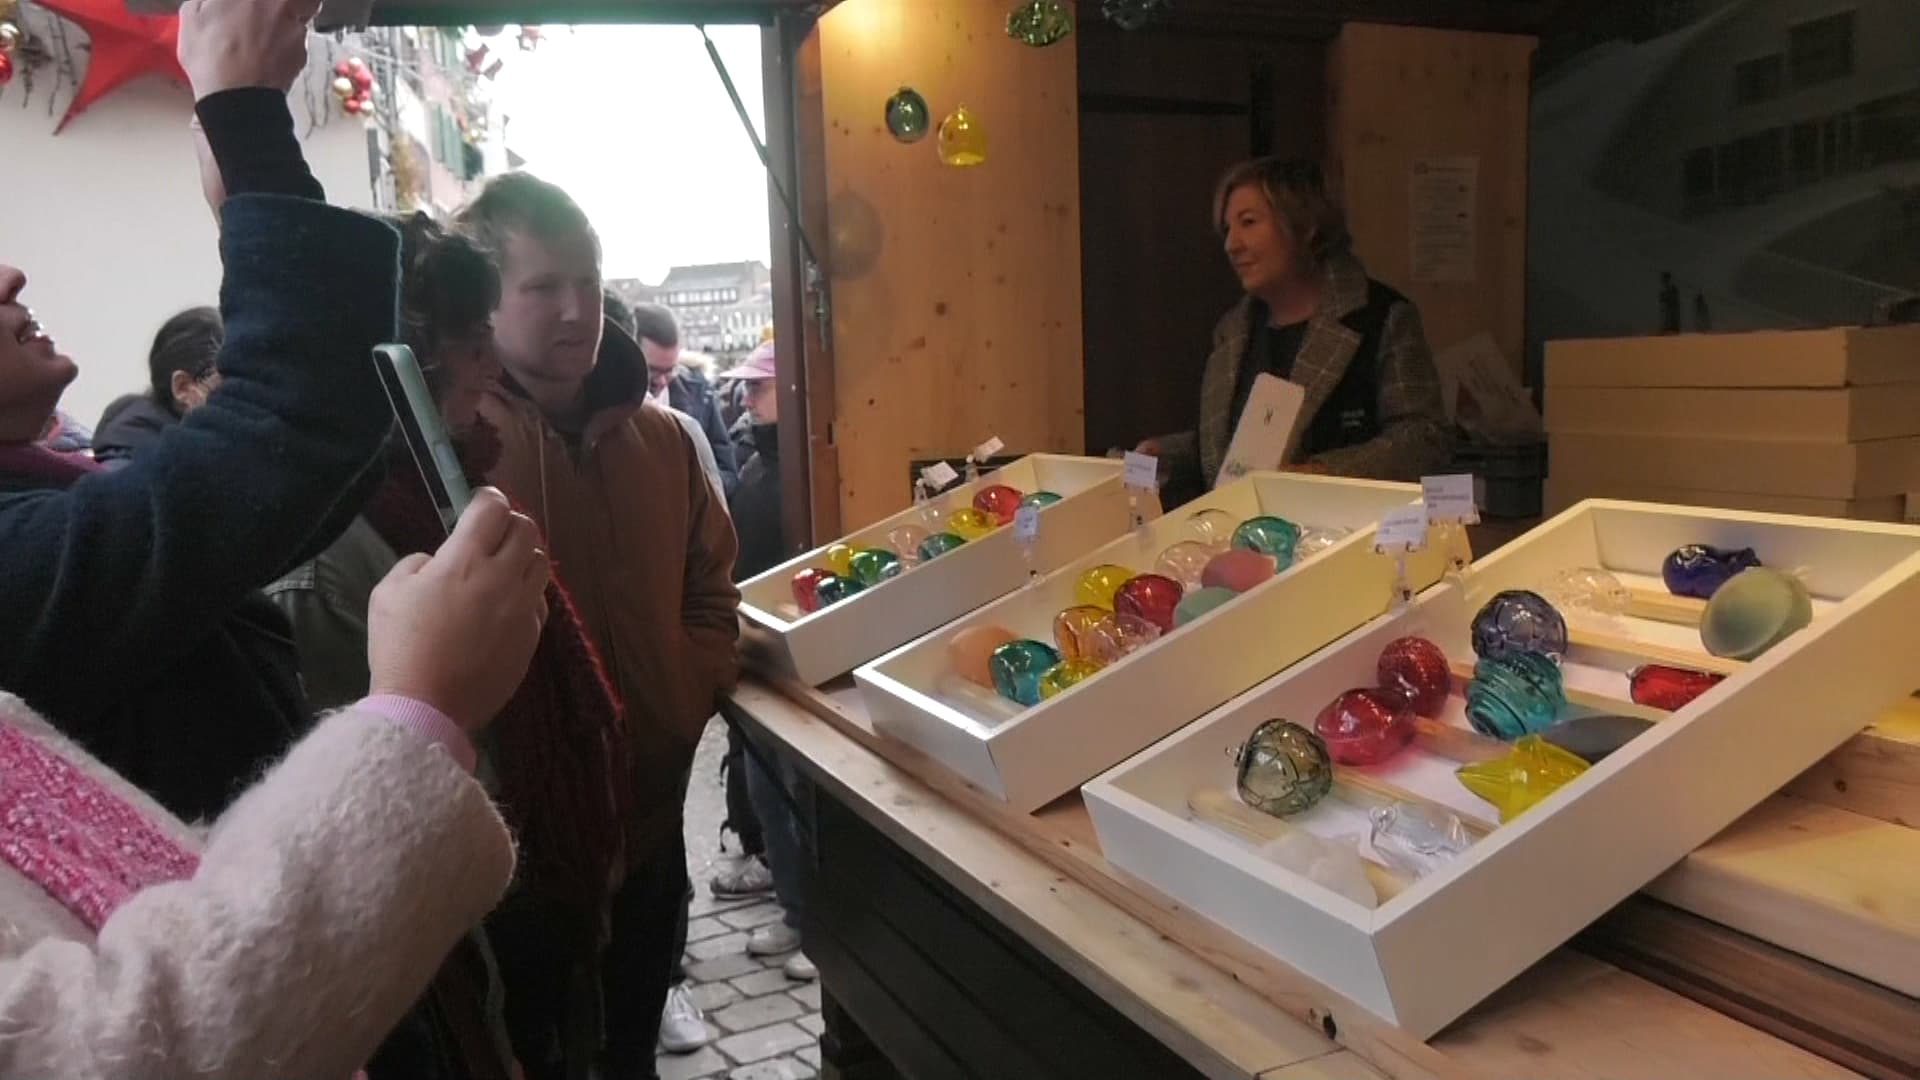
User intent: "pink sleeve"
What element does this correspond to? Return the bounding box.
[356,694,476,774]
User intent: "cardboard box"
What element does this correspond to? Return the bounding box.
[1545,325,1920,390]
[1544,474,1907,522]
[1085,500,1920,1037]
[1550,431,1920,499]
[855,473,1449,813]
[1545,383,1920,442]
[739,455,1155,686]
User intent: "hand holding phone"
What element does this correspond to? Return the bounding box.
[374,344,473,535]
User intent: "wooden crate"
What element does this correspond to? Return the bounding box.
[1545,325,1920,390]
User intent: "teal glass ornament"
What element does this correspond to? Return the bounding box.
[884,87,930,143]
[1466,651,1566,740]
[1174,585,1237,627]
[989,639,1063,707]
[1021,490,1063,509]
[848,548,903,587]
[813,573,865,608]
[917,532,967,562]
[1232,515,1301,565]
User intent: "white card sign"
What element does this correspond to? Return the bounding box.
[1217,374,1308,485]
[921,461,960,490]
[1421,473,1480,525]
[972,436,1005,461]
[1014,505,1041,544]
[1123,451,1159,491]
[1375,505,1430,552]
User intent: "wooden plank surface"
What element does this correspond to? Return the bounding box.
[737,675,1860,1080]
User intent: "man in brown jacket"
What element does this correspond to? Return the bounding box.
[456,173,739,1080]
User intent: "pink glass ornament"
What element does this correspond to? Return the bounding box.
[948,624,1019,688]
[1088,612,1161,663]
[1113,573,1184,633]
[1376,636,1452,716]
[1201,548,1277,593]
[973,484,1025,526]
[1313,687,1416,766]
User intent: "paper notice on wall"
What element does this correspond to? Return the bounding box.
[1410,157,1478,284]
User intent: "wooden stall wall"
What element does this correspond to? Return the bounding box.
[1327,23,1535,379]
[812,0,1084,530]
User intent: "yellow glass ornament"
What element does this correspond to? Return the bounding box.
[1038,658,1103,700]
[1455,735,1589,823]
[948,507,997,540]
[824,543,855,577]
[1075,564,1138,610]
[938,104,988,167]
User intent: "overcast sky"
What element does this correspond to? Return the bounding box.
[489,24,772,285]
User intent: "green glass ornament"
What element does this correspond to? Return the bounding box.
[1006,0,1074,46]
[918,532,967,562]
[1021,490,1063,509]
[813,573,864,608]
[848,548,903,587]
[1234,719,1332,817]
[884,87,930,144]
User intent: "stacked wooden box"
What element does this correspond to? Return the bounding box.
[1543,325,1920,522]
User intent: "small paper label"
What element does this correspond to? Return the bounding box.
[1014,505,1040,544]
[921,461,960,490]
[1421,473,1480,525]
[973,436,1005,461]
[1375,505,1430,551]
[1123,451,1159,491]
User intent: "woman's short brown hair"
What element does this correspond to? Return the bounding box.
[1212,157,1352,269]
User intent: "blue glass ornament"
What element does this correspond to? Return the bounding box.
[1231,515,1301,565]
[1466,651,1566,740]
[813,573,865,608]
[989,639,1063,707]
[918,532,967,562]
[884,87,930,143]
[1470,590,1568,660]
[1662,544,1762,600]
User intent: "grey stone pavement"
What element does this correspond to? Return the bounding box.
[659,718,822,1080]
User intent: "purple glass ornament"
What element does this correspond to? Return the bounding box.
[1662,544,1762,600]
[1469,590,1568,661]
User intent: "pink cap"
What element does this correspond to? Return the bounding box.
[725,341,776,381]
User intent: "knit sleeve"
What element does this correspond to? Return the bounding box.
[0,708,514,1080]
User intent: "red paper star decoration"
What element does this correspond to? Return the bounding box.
[36,0,188,134]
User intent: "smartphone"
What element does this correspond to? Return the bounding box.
[373,343,472,535]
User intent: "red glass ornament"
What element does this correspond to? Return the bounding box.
[972,484,1025,525]
[1376,636,1452,716]
[1629,664,1724,711]
[1313,687,1416,766]
[791,567,833,614]
[1112,573,1183,633]
[0,52,13,85]
[352,67,375,90]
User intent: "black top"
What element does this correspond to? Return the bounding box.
[727,414,785,582]
[1229,291,1396,465]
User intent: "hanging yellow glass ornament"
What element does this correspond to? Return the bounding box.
[938,105,988,167]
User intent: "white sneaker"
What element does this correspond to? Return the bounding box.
[658,982,710,1054]
[747,921,801,957]
[783,950,818,982]
[710,855,775,899]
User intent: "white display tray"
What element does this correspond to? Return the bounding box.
[856,473,1448,813]
[739,455,1153,686]
[1085,499,1920,1038]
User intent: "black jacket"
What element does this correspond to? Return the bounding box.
[727,414,784,581]
[670,367,740,496]
[0,195,399,821]
[93,394,177,469]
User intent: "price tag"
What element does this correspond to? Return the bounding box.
[921,461,960,491]
[1014,505,1041,544]
[1421,473,1480,525]
[1375,505,1430,552]
[1123,451,1159,491]
[972,436,1005,461]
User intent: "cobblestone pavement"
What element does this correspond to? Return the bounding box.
[659,718,821,1080]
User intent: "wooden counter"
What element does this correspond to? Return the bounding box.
[732,675,1874,1080]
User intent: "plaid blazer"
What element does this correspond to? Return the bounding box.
[1160,254,1452,488]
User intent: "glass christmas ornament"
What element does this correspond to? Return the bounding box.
[1113,573,1183,633]
[1368,802,1472,878]
[918,531,967,562]
[1376,636,1452,717]
[1038,657,1102,700]
[1701,567,1811,660]
[948,624,1018,688]
[790,567,833,614]
[1087,612,1161,663]
[937,105,987,167]
[848,548,903,587]
[1186,507,1238,549]
[1470,590,1568,660]
[823,543,855,578]
[1102,0,1171,30]
[1313,687,1416,766]
[1234,720,1333,818]
[1232,515,1301,564]
[1153,540,1214,592]
[1202,548,1278,593]
[1663,544,1762,600]
[1021,490,1063,509]
[1456,735,1589,822]
[1542,566,1631,616]
[1173,585,1237,627]
[1052,604,1110,662]
[1465,651,1565,740]
[1539,713,1653,764]
[1295,525,1351,560]
[1259,830,1377,908]
[1075,563,1138,610]
[813,573,864,609]
[883,87,930,143]
[1006,0,1074,46]
[1629,664,1725,711]
[888,525,931,565]
[947,507,997,541]
[973,484,1025,525]
[989,639,1062,706]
